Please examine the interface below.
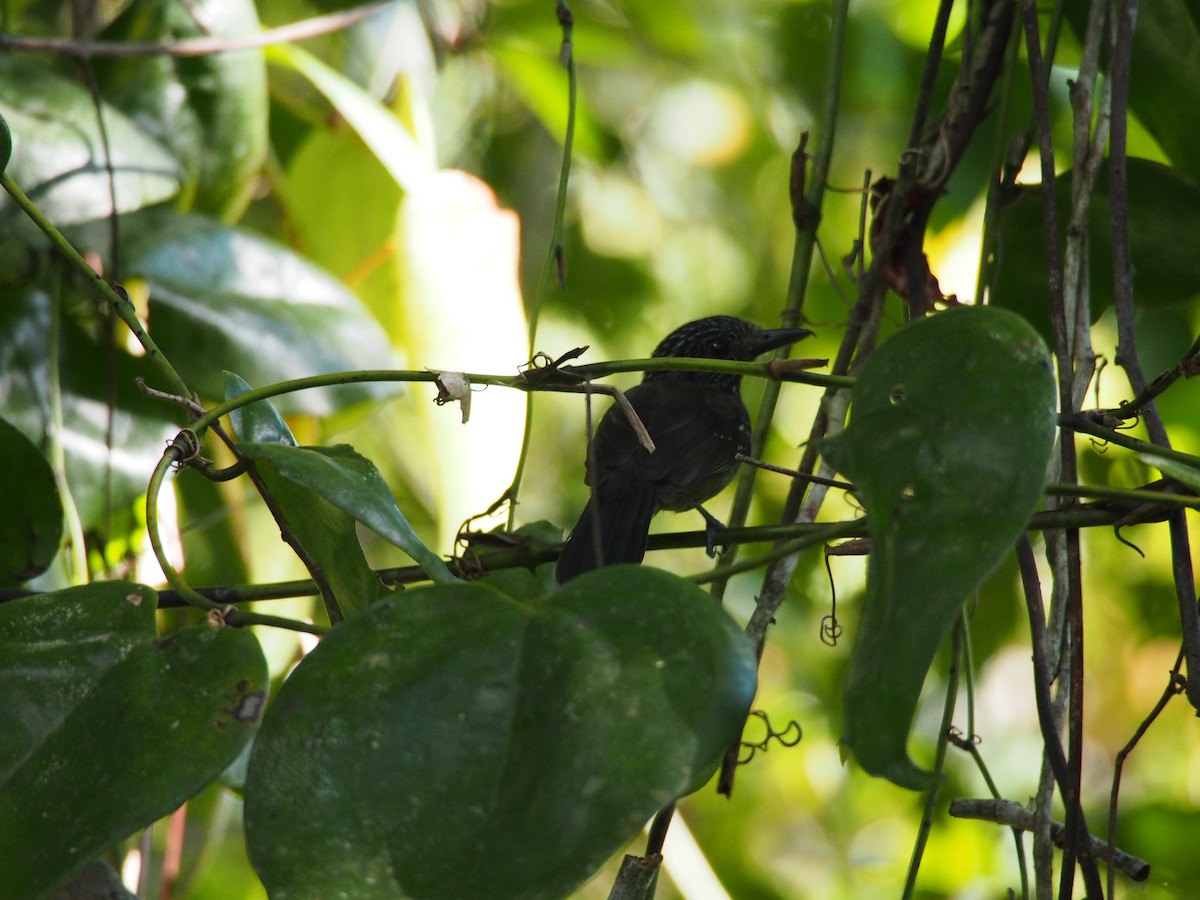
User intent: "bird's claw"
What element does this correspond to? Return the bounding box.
[697,505,726,558]
[705,528,721,558]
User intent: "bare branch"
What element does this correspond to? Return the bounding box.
[949,798,1150,883]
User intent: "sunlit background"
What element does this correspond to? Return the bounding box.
[11,0,1200,895]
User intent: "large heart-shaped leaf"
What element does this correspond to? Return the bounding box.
[822,307,1056,789]
[0,582,268,900]
[244,567,756,900]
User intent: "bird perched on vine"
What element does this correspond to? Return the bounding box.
[555,315,812,583]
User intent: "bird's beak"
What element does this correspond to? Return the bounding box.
[744,326,813,358]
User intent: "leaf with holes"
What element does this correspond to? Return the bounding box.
[822,307,1056,789]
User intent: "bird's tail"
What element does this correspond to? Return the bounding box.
[555,478,658,583]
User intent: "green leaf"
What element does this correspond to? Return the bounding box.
[222,374,391,618]
[491,41,609,160]
[0,288,177,534]
[0,583,268,900]
[253,458,393,622]
[470,520,565,595]
[123,211,402,412]
[1138,453,1200,493]
[0,109,11,172]
[0,416,62,585]
[96,0,268,219]
[224,371,297,447]
[279,126,405,333]
[238,442,454,584]
[268,43,435,192]
[0,56,180,225]
[0,582,155,783]
[1067,0,1200,172]
[244,568,756,900]
[822,307,1056,789]
[993,159,1200,339]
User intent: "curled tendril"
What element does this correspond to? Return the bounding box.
[843,492,867,516]
[518,346,588,385]
[455,502,508,552]
[1112,525,1146,557]
[1115,411,1142,432]
[820,614,843,646]
[821,544,841,646]
[738,710,803,765]
[167,429,202,469]
[450,493,521,578]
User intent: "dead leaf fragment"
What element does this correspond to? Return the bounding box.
[431,371,472,424]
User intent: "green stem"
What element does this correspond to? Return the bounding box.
[1045,481,1200,510]
[47,268,89,585]
[569,357,850,386]
[186,362,843,437]
[1061,411,1200,470]
[696,518,863,589]
[0,493,1161,609]
[715,0,851,595]
[146,442,219,611]
[226,610,328,635]
[901,618,962,900]
[0,171,191,399]
[507,2,577,531]
[145,437,326,635]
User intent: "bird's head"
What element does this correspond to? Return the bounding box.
[645,316,812,389]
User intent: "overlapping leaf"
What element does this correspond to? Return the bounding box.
[123,212,401,412]
[0,288,177,534]
[0,417,62,585]
[96,0,268,218]
[993,160,1200,338]
[237,442,452,585]
[0,56,180,225]
[0,583,268,900]
[245,567,756,900]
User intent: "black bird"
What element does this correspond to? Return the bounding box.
[556,316,812,583]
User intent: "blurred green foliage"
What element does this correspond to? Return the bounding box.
[2,0,1200,897]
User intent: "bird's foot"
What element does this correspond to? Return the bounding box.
[696,505,727,558]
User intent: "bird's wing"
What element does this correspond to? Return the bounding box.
[589,382,748,509]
